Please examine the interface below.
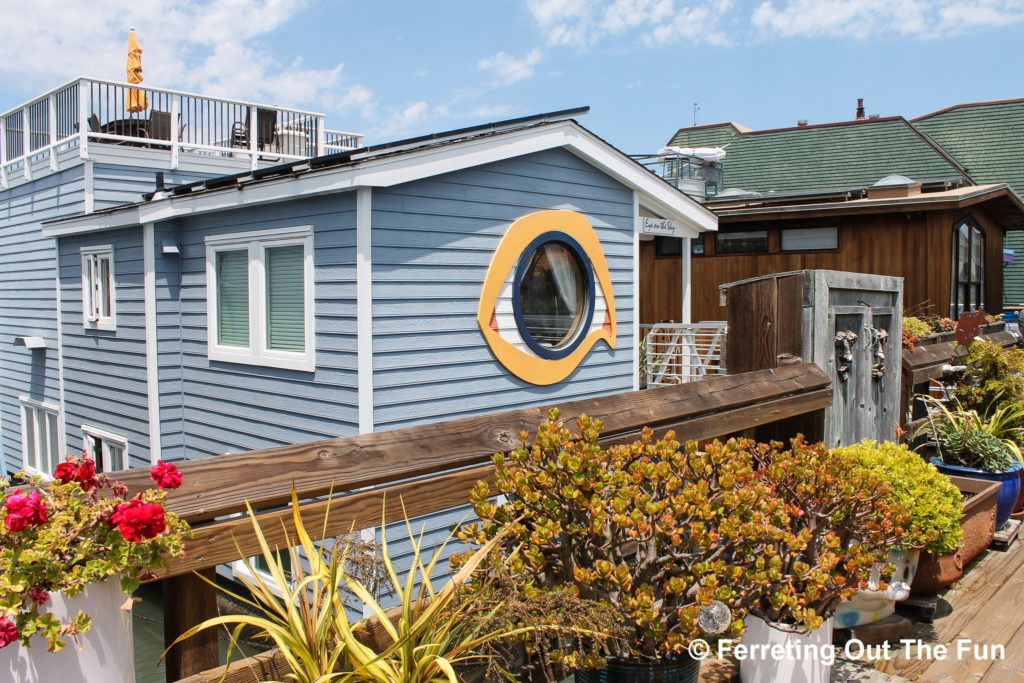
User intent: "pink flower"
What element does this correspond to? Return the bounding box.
[3,491,48,533]
[28,588,49,605]
[111,499,166,542]
[149,461,183,490]
[0,617,17,648]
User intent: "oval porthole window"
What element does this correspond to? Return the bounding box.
[513,232,595,360]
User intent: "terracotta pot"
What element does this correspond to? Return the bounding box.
[911,475,1000,594]
[1014,468,1024,514]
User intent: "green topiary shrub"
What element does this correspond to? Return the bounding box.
[833,440,963,556]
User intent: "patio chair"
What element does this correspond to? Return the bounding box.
[148,110,172,141]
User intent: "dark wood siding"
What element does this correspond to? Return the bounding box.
[639,207,1006,324]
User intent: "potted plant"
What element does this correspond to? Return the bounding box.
[917,395,1024,528]
[741,439,911,683]
[0,455,189,683]
[459,410,792,683]
[830,441,961,627]
[169,489,576,683]
[952,340,1024,514]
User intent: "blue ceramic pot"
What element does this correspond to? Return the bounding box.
[931,457,1022,529]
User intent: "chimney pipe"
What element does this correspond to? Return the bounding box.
[856,98,866,120]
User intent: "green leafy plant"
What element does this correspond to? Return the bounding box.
[458,409,792,659]
[833,440,962,556]
[0,455,189,652]
[952,340,1024,427]
[746,439,912,631]
[169,489,538,683]
[902,316,933,349]
[916,396,1024,472]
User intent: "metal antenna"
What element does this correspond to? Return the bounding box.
[693,103,700,127]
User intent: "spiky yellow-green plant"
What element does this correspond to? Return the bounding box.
[166,489,534,683]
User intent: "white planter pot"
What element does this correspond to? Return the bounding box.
[833,549,920,628]
[0,577,134,683]
[739,615,832,683]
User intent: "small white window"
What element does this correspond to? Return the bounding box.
[781,226,839,251]
[81,245,116,331]
[205,226,315,371]
[82,425,128,473]
[19,397,62,477]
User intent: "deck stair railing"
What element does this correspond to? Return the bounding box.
[99,363,831,681]
[645,321,727,387]
[0,77,363,188]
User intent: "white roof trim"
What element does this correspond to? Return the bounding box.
[43,120,717,238]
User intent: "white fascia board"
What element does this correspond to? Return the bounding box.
[42,120,716,237]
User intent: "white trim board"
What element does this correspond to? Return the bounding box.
[43,120,718,238]
[143,223,161,464]
[356,188,373,434]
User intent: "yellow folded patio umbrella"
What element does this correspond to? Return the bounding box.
[126,28,148,113]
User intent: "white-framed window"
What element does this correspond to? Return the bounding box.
[82,425,127,473]
[781,226,839,251]
[19,397,62,477]
[81,245,116,331]
[205,226,315,371]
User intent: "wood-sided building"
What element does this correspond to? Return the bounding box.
[643,110,1024,324]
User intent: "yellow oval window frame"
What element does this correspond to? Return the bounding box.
[477,210,617,385]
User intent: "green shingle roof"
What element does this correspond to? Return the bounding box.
[913,99,1024,304]
[668,117,966,195]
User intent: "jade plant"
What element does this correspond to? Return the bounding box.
[458,410,792,660]
[745,439,912,631]
[834,440,961,556]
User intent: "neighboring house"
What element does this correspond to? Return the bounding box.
[38,110,715,477]
[644,100,1024,323]
[912,98,1024,304]
[0,77,362,477]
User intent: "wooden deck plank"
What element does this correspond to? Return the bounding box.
[869,546,1024,680]
[916,546,1024,681]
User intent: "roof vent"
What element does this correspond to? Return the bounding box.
[868,114,880,119]
[868,175,922,199]
[797,120,808,127]
[717,188,763,198]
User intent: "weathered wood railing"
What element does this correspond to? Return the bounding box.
[118,363,831,681]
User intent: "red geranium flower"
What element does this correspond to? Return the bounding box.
[3,491,48,533]
[111,499,166,542]
[28,588,49,605]
[0,616,17,648]
[54,457,98,491]
[149,461,183,490]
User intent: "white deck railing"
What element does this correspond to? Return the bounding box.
[644,321,727,387]
[0,77,363,188]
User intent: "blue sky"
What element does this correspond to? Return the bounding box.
[1,0,1022,154]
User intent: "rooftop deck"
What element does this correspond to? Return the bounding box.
[0,77,362,190]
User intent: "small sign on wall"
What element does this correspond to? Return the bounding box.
[636,216,681,237]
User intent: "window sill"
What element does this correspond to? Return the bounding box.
[84,319,117,332]
[208,347,315,373]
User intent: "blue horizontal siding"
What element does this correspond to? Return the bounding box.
[58,226,152,469]
[0,165,85,471]
[370,147,636,431]
[167,194,360,459]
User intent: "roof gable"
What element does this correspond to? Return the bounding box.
[912,99,1024,199]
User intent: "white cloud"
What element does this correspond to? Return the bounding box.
[751,0,1024,39]
[471,104,517,118]
[477,48,544,86]
[0,0,374,118]
[526,0,734,47]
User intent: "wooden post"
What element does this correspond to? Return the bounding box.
[163,569,220,682]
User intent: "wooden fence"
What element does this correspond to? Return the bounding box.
[117,363,832,681]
